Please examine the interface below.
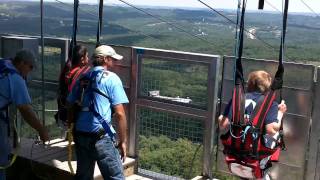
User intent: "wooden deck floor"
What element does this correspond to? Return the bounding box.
[8,138,135,180]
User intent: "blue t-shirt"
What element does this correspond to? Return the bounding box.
[223,92,278,125]
[67,66,129,133]
[0,60,31,165]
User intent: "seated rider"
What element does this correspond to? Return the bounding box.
[219,70,287,139]
[219,70,287,179]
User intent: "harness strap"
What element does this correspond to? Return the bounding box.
[271,0,289,151]
[0,106,10,137]
[65,0,79,175]
[0,60,17,135]
[236,95,265,156]
[258,0,264,9]
[224,148,277,158]
[249,92,276,157]
[96,0,104,47]
[252,92,277,129]
[0,155,17,170]
[248,95,266,126]
[231,86,245,150]
[234,0,246,86]
[69,0,79,60]
[68,67,81,84]
[68,66,90,92]
[231,0,247,151]
[0,61,19,169]
[85,70,115,140]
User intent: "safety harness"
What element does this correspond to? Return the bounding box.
[67,66,91,92]
[0,60,19,134]
[78,69,116,140]
[0,59,19,170]
[220,0,289,178]
[56,65,90,124]
[77,0,115,140]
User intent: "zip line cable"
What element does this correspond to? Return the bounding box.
[54,0,98,18]
[85,1,173,47]
[108,3,174,48]
[265,0,282,13]
[54,0,289,58]
[56,0,219,50]
[55,0,218,49]
[56,0,270,54]
[53,0,172,48]
[116,0,219,49]
[197,0,293,60]
[300,0,319,17]
[197,0,275,49]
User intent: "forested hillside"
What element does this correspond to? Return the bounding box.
[0,1,320,63]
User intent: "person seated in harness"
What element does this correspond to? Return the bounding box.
[55,44,90,129]
[218,70,287,179]
[67,45,128,180]
[0,49,49,180]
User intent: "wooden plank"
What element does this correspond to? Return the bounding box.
[11,138,136,179]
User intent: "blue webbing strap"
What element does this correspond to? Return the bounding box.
[0,59,16,136]
[86,70,115,140]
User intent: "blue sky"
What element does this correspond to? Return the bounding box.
[38,0,320,13]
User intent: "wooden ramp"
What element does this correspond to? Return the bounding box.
[7,138,135,180]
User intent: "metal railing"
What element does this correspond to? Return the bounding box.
[2,35,320,180]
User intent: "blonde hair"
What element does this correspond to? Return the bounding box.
[247,70,272,94]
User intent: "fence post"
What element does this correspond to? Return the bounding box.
[202,57,220,178]
[306,67,320,180]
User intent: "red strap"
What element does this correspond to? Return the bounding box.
[251,91,276,129]
[232,85,245,125]
[270,148,280,161]
[68,66,90,91]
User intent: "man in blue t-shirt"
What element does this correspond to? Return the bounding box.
[67,45,129,180]
[0,50,49,180]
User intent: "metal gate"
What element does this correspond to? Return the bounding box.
[129,47,220,179]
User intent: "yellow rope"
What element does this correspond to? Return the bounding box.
[0,117,19,170]
[67,123,75,174]
[0,154,17,170]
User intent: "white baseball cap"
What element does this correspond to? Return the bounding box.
[93,45,123,60]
